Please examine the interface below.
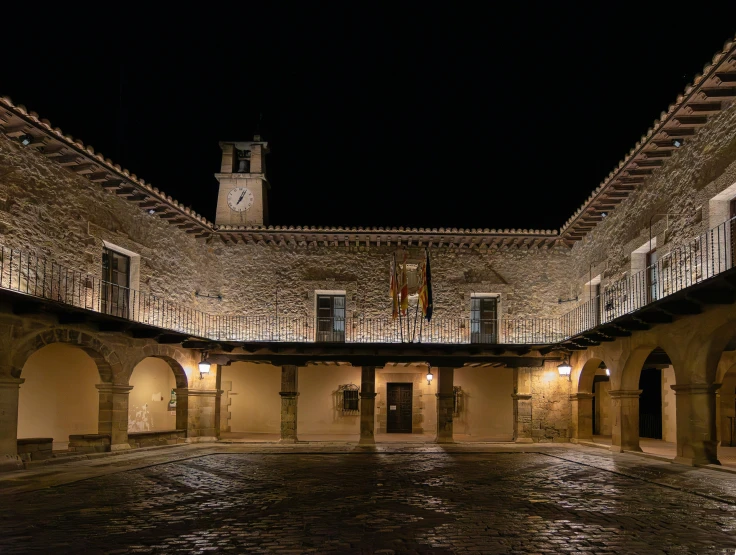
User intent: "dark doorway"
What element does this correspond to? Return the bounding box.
[386,383,413,433]
[638,367,663,439]
[592,375,610,434]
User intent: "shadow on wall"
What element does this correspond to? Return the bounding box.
[18,343,99,450]
[128,358,178,432]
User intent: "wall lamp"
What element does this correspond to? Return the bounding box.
[19,134,33,146]
[198,351,211,379]
[426,368,434,386]
[557,358,572,378]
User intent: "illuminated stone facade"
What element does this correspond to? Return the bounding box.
[1,38,736,471]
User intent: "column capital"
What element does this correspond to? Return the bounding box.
[359,392,377,399]
[95,383,133,394]
[671,383,721,395]
[279,392,299,398]
[511,393,532,401]
[608,389,642,399]
[0,377,24,388]
[436,393,454,399]
[570,392,594,401]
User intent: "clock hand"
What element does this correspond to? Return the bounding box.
[237,191,246,204]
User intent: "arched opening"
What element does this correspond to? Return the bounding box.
[719,363,736,448]
[619,346,677,456]
[713,337,736,467]
[17,343,101,452]
[576,357,611,445]
[127,356,188,448]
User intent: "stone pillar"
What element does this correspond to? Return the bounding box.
[570,393,594,442]
[280,365,299,443]
[96,384,134,451]
[672,383,721,466]
[176,389,218,442]
[609,389,642,453]
[435,367,454,444]
[359,366,376,445]
[512,367,533,443]
[0,377,24,471]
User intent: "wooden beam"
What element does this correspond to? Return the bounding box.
[55,155,82,166]
[715,71,736,83]
[101,180,123,190]
[699,86,736,98]
[684,102,722,113]
[674,115,708,126]
[71,164,96,174]
[87,172,111,182]
[663,127,697,137]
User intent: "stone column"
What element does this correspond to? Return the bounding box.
[512,367,533,443]
[280,365,299,443]
[570,393,594,442]
[0,377,24,471]
[609,389,642,453]
[96,384,133,451]
[176,388,218,442]
[435,367,454,444]
[359,366,376,445]
[672,383,721,466]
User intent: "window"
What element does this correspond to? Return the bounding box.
[646,248,658,304]
[470,296,498,343]
[316,293,345,342]
[102,247,130,318]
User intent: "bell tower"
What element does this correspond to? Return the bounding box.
[215,136,270,226]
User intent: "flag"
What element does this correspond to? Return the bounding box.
[389,255,399,319]
[418,250,433,321]
[399,253,409,316]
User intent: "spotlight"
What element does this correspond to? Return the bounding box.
[148,209,156,215]
[672,138,683,148]
[19,134,33,146]
[605,368,610,377]
[600,212,607,218]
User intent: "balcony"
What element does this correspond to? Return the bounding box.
[1,216,734,347]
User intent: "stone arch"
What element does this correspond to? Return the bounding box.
[126,344,190,388]
[11,328,121,383]
[578,357,606,394]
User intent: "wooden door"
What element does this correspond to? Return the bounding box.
[386,383,413,433]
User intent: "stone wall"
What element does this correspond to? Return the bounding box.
[0,132,574,326]
[530,362,572,442]
[568,104,736,301]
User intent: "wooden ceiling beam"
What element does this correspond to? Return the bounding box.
[662,127,697,137]
[683,102,722,114]
[673,115,708,126]
[715,71,736,83]
[699,86,736,98]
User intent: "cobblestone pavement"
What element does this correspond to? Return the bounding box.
[1,447,736,554]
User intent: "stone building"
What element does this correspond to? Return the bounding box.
[1,37,736,471]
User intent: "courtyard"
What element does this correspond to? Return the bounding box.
[1,444,736,554]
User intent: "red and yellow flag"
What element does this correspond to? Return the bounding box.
[389,256,399,319]
[400,253,409,316]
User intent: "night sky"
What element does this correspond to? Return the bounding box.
[3,9,735,231]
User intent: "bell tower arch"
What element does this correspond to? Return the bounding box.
[215,136,270,226]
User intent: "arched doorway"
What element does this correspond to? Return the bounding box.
[127,356,188,447]
[719,363,736,448]
[576,357,611,444]
[618,345,677,455]
[17,343,101,451]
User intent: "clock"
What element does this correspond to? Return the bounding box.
[227,187,254,212]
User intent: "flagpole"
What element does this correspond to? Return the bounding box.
[395,252,404,343]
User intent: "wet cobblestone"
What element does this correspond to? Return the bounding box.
[1,451,736,554]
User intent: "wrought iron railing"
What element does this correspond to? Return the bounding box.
[0,216,733,345]
[560,216,735,338]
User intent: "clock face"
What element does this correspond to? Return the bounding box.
[227,187,254,212]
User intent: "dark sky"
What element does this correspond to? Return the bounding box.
[3,8,735,231]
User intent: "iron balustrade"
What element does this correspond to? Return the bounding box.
[0,216,733,345]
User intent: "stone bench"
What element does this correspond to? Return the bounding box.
[68,434,111,453]
[17,438,54,461]
[128,429,187,449]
